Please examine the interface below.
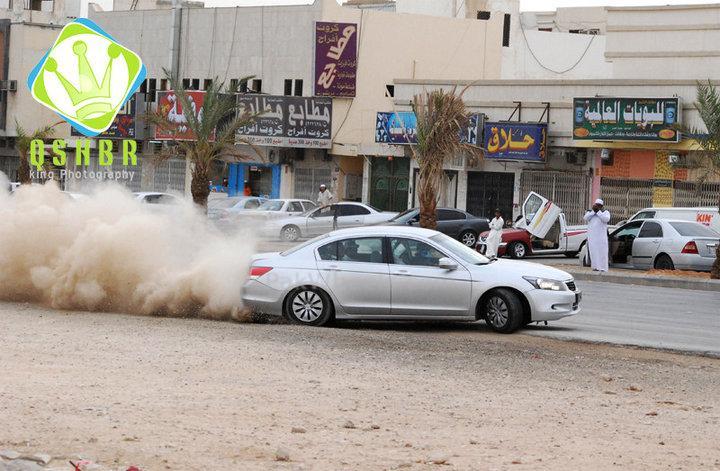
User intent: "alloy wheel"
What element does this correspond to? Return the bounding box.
[486,296,509,329]
[461,232,477,246]
[282,226,299,241]
[291,290,324,322]
[514,243,526,258]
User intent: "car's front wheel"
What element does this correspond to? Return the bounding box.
[483,288,524,334]
[284,288,333,326]
[459,230,478,247]
[508,242,528,259]
[281,225,301,242]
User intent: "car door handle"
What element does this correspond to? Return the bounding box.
[652,239,660,243]
[326,265,339,271]
[393,269,410,276]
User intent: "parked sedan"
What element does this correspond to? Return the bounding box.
[243,226,581,333]
[384,208,490,246]
[252,199,317,219]
[208,196,267,222]
[262,202,397,241]
[580,219,719,271]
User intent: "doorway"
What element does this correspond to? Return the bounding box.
[466,171,514,220]
[370,157,410,212]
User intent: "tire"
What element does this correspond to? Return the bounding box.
[581,251,591,267]
[281,225,301,242]
[508,242,528,259]
[284,287,334,326]
[483,288,524,334]
[654,254,675,270]
[459,230,478,247]
[564,252,578,258]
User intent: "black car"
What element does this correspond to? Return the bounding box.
[384,208,490,246]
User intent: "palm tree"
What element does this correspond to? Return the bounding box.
[683,81,720,279]
[410,88,481,229]
[15,120,61,184]
[145,72,259,209]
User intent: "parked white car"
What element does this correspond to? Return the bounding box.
[208,196,267,221]
[251,199,317,219]
[580,218,719,271]
[134,192,180,205]
[621,206,719,233]
[261,202,397,241]
[243,226,581,333]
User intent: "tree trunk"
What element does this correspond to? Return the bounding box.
[417,160,441,230]
[711,244,720,280]
[17,151,31,184]
[190,165,211,211]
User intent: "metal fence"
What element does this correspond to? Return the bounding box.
[520,170,591,225]
[600,178,654,224]
[294,167,331,201]
[673,181,720,207]
[152,159,186,193]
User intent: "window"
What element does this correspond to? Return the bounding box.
[288,201,304,212]
[631,211,656,221]
[538,27,552,32]
[191,79,200,90]
[182,78,191,89]
[638,221,663,238]
[160,78,168,91]
[302,201,317,211]
[612,221,643,240]
[284,79,293,96]
[294,79,303,96]
[502,13,511,47]
[477,11,491,20]
[437,209,465,221]
[338,238,384,263]
[669,222,719,237]
[251,79,262,93]
[390,238,446,267]
[339,204,371,216]
[311,207,335,218]
[385,84,395,98]
[244,199,262,209]
[147,78,157,102]
[318,241,338,261]
[430,233,487,265]
[203,79,213,90]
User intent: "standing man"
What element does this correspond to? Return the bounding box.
[317,184,333,207]
[485,208,504,259]
[583,198,611,272]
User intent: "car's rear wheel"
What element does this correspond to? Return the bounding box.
[284,288,333,326]
[654,254,675,270]
[508,242,528,259]
[459,230,478,247]
[281,225,301,242]
[483,289,524,334]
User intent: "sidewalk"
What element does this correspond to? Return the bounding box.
[557,264,720,292]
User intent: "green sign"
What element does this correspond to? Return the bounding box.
[573,97,680,142]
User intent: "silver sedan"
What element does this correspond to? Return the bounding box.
[243,226,581,333]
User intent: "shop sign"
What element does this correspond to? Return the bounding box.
[483,122,547,162]
[375,112,481,145]
[314,22,357,97]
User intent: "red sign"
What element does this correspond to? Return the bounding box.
[155,90,212,141]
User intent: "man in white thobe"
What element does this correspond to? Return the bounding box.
[317,184,333,208]
[583,198,611,272]
[485,209,504,259]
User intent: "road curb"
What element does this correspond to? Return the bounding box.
[567,270,720,292]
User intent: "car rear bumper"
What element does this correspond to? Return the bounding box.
[526,288,581,321]
[241,279,284,315]
[671,253,715,272]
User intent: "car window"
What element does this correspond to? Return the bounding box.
[638,221,663,238]
[317,241,338,261]
[669,222,720,237]
[523,193,544,224]
[144,194,175,204]
[312,207,335,218]
[258,200,284,211]
[389,209,418,223]
[281,234,330,256]
[339,204,371,216]
[244,199,262,209]
[631,210,656,221]
[288,201,304,212]
[209,198,240,209]
[437,209,465,221]
[302,201,317,211]
[329,238,384,263]
[430,233,488,265]
[612,221,643,239]
[390,238,446,267]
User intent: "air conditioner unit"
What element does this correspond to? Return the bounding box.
[7,80,17,92]
[147,141,163,154]
[566,151,587,166]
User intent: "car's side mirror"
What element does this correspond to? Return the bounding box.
[438,257,458,270]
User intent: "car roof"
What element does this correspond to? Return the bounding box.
[325,226,439,238]
[134,192,174,197]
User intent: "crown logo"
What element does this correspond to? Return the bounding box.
[28,18,146,137]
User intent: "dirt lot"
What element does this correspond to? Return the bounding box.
[1,302,719,470]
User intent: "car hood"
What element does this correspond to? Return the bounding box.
[473,258,573,282]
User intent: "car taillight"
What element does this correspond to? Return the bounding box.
[681,241,698,254]
[249,266,273,277]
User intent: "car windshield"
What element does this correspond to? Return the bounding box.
[429,233,489,265]
[258,200,284,211]
[669,221,720,237]
[389,209,418,223]
[209,198,241,209]
[280,234,331,256]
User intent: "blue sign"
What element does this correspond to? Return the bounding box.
[483,122,547,162]
[375,112,481,145]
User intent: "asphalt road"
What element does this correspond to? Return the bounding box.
[526,280,720,356]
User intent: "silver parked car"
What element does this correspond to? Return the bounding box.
[580,218,719,271]
[261,202,397,241]
[243,226,581,333]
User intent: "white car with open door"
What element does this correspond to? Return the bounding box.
[477,192,589,259]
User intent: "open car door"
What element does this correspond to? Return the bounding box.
[520,192,563,239]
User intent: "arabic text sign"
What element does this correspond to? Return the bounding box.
[237,95,332,149]
[483,122,547,162]
[375,112,481,145]
[314,22,357,98]
[155,90,209,141]
[71,94,138,139]
[573,97,680,142]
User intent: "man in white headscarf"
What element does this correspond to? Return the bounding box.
[583,198,611,272]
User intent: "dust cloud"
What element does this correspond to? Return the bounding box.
[0,177,256,319]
